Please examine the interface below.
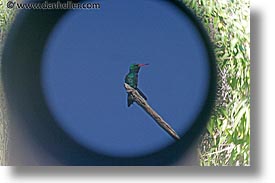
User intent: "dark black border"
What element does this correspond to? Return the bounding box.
[2,0,216,165]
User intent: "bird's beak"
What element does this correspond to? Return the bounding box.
[138,63,149,67]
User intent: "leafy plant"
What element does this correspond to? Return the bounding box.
[182,0,250,166]
[0,0,16,41]
[0,0,16,165]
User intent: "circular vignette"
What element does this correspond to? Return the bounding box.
[2,0,216,165]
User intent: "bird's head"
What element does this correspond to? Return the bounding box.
[129,63,149,73]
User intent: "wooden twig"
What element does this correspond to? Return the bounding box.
[124,83,180,140]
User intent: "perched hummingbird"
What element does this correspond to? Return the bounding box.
[125,63,149,107]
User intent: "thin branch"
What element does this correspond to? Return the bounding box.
[201,144,235,157]
[124,83,180,140]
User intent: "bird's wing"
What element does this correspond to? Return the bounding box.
[125,73,138,88]
[136,88,147,100]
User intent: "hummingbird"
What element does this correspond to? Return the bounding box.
[125,63,149,107]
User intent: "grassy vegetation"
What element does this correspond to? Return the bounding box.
[182,0,250,166]
[0,0,16,165]
[0,0,16,41]
[0,1,250,166]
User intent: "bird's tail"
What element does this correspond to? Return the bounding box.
[127,93,134,107]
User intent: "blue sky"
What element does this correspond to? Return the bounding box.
[41,0,210,157]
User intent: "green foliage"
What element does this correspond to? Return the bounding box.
[182,0,250,166]
[0,0,16,165]
[0,0,16,41]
